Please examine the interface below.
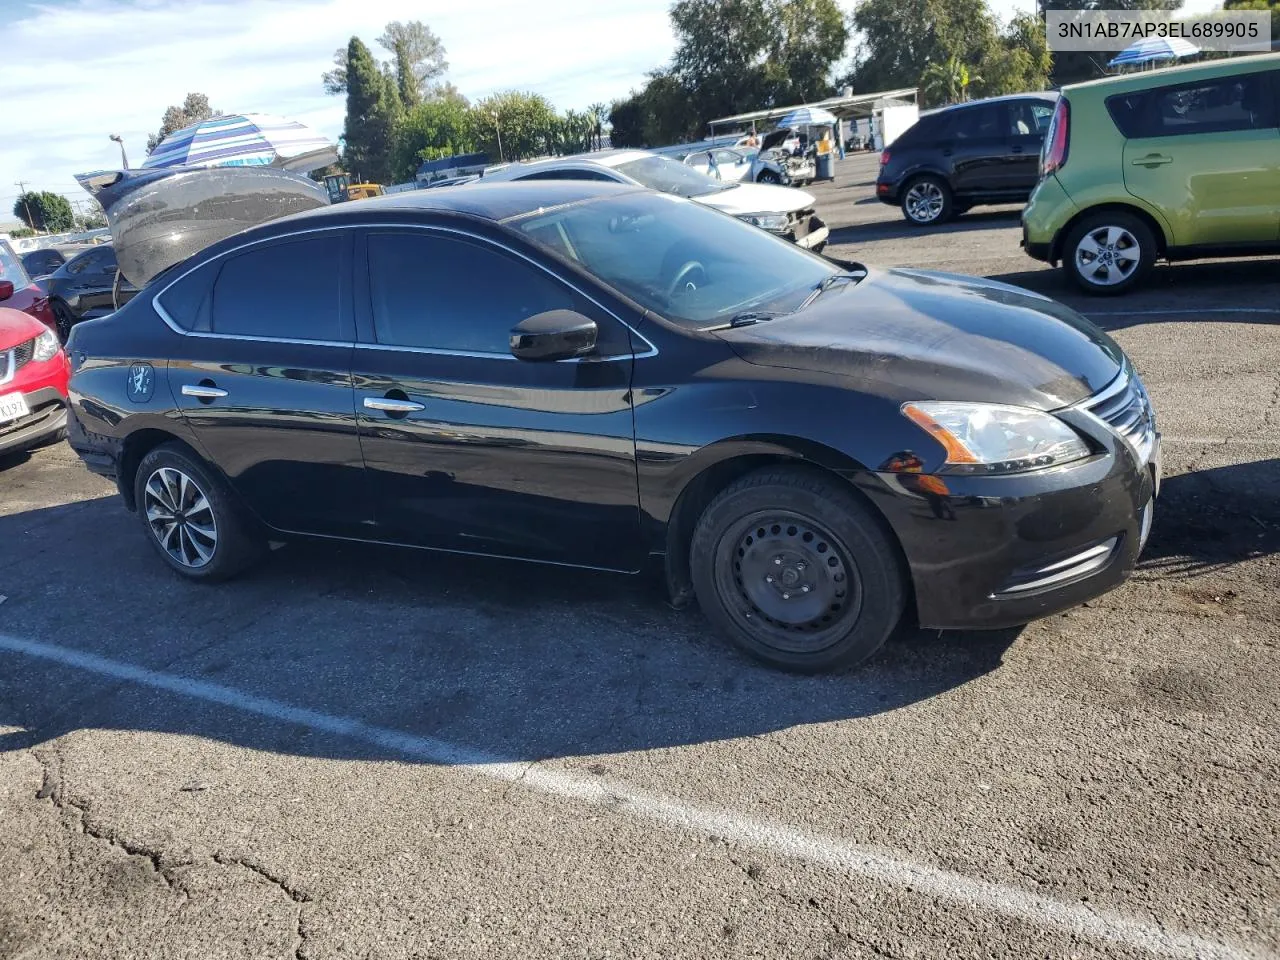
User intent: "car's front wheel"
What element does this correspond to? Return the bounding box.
[690,467,907,673]
[901,175,952,226]
[51,300,76,343]
[1062,211,1155,295]
[756,170,781,184]
[133,443,265,581]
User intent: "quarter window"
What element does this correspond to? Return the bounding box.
[210,235,343,340]
[366,232,578,353]
[1107,72,1276,139]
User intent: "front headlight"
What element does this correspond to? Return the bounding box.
[902,402,1090,474]
[32,328,61,363]
[739,213,790,232]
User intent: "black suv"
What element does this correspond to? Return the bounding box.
[876,93,1058,226]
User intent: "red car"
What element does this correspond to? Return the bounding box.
[0,240,58,333]
[0,303,70,459]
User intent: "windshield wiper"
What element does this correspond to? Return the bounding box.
[797,271,866,311]
[727,311,781,327]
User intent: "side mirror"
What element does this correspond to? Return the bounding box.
[510,309,597,362]
[0,281,12,302]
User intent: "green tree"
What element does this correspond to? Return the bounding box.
[472,91,559,161]
[1222,0,1280,37]
[920,56,978,105]
[12,191,75,232]
[607,95,647,148]
[342,36,401,183]
[323,20,447,104]
[976,13,1051,98]
[1042,0,1183,84]
[848,0,998,95]
[146,92,221,154]
[763,0,850,104]
[670,0,773,121]
[585,102,608,150]
[391,93,476,180]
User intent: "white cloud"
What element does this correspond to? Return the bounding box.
[0,0,676,213]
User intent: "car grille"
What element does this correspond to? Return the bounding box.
[0,337,37,387]
[1085,366,1156,465]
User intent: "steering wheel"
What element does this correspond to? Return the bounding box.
[666,260,707,300]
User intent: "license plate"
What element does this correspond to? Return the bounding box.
[0,391,30,425]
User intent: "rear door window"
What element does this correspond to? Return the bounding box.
[1108,72,1276,138]
[210,235,344,341]
[952,104,1003,140]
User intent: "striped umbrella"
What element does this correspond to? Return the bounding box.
[1108,37,1199,68]
[142,113,338,173]
[776,106,838,127]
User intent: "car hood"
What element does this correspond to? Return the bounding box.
[0,305,49,350]
[696,182,814,216]
[715,267,1124,411]
[75,166,330,287]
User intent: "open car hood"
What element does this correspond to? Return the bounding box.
[75,166,330,287]
[759,129,793,151]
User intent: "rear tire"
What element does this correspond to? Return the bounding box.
[901,175,952,226]
[133,443,265,582]
[690,467,907,673]
[1062,211,1155,295]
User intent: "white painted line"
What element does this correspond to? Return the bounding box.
[0,633,1258,960]
[1086,308,1280,317]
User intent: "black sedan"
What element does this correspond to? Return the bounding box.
[877,93,1058,226]
[65,179,1160,673]
[43,243,138,340]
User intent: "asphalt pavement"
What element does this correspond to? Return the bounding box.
[1,154,1277,960]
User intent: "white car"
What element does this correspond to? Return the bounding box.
[682,147,756,183]
[479,150,829,251]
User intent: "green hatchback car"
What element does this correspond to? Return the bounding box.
[1022,53,1280,294]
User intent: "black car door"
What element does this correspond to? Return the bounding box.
[63,247,117,316]
[947,103,1007,196]
[351,225,645,571]
[1004,99,1055,195]
[162,228,371,537]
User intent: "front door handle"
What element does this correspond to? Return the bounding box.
[1132,154,1173,167]
[181,384,228,399]
[364,396,425,413]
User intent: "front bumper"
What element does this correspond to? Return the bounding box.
[0,386,68,456]
[872,421,1160,631]
[795,223,830,250]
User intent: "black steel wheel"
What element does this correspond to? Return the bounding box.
[690,466,907,673]
[51,301,76,343]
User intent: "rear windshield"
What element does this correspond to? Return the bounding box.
[0,242,31,288]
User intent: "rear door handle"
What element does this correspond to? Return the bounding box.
[181,384,228,399]
[1132,154,1173,167]
[364,397,425,413]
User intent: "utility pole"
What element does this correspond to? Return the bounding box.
[13,181,36,231]
[109,134,129,169]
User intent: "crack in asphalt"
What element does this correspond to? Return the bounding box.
[31,741,313,959]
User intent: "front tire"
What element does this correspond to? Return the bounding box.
[51,301,76,343]
[901,175,952,226]
[1062,211,1155,295]
[756,169,781,184]
[133,443,265,582]
[690,467,907,673]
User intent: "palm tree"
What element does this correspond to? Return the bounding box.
[921,56,980,106]
[586,102,607,150]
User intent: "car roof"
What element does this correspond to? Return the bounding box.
[1062,51,1280,95]
[251,179,645,232]
[484,150,654,177]
[925,92,1060,116]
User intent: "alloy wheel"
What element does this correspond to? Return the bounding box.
[719,511,864,655]
[1074,225,1140,287]
[143,466,218,568]
[905,181,945,223]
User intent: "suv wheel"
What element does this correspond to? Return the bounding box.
[901,176,952,226]
[689,467,907,673]
[133,442,265,581]
[1063,212,1155,295]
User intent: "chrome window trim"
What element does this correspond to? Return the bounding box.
[150,220,659,363]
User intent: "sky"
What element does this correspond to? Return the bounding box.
[0,0,1220,223]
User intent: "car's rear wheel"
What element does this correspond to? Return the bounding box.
[690,467,907,673]
[901,175,952,226]
[133,443,265,582]
[1062,211,1155,295]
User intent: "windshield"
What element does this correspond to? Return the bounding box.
[613,156,735,199]
[512,192,838,327]
[0,241,32,288]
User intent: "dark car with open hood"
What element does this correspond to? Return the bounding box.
[63,168,1160,673]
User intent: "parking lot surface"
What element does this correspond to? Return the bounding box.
[2,154,1277,960]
